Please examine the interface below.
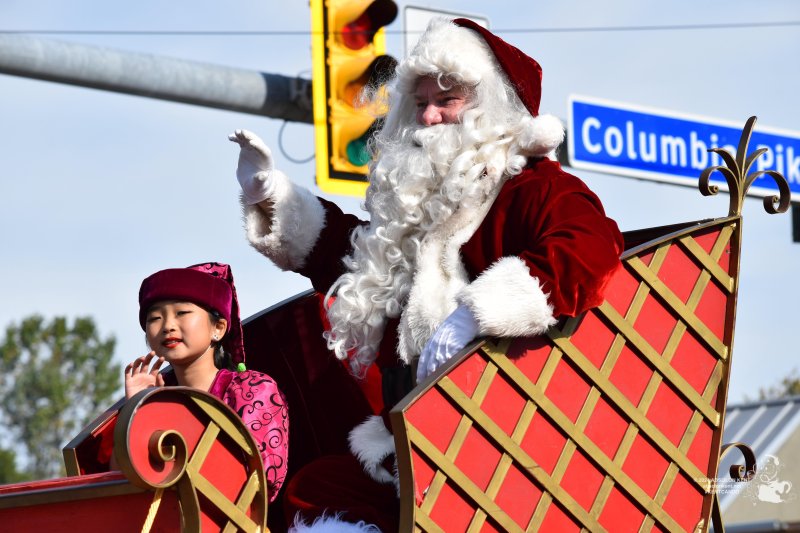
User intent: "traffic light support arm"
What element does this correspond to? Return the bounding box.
[0,34,313,123]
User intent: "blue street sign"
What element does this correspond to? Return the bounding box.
[567,95,800,202]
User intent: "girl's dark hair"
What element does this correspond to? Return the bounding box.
[208,309,235,370]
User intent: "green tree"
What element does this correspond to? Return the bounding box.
[756,367,800,400]
[0,315,121,480]
[0,447,29,484]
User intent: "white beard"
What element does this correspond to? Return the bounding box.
[324,122,507,376]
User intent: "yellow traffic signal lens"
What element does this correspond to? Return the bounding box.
[344,55,397,107]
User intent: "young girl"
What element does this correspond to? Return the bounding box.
[124,261,288,502]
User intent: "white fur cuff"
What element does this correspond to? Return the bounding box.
[243,170,325,271]
[348,415,396,485]
[457,256,556,338]
[289,515,381,533]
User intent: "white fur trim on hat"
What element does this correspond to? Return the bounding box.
[395,18,494,94]
[348,414,397,488]
[289,514,382,533]
[457,256,557,337]
[516,113,566,158]
[242,170,325,271]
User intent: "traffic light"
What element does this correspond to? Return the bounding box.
[311,0,398,197]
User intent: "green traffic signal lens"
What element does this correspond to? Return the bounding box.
[345,118,385,167]
[346,137,371,167]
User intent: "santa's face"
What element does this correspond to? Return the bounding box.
[413,76,469,126]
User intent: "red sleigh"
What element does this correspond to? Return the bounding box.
[0,117,789,532]
[0,386,269,532]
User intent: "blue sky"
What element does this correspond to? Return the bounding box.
[1,1,798,404]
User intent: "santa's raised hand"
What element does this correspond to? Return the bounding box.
[229,129,281,205]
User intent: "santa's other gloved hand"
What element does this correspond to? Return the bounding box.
[228,129,283,205]
[417,304,479,383]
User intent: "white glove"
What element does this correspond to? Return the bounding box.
[417,304,480,383]
[228,129,280,205]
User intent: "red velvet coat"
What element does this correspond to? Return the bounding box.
[296,157,623,380]
[277,158,623,531]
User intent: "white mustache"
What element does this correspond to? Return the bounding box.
[411,124,457,147]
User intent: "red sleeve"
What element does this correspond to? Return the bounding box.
[296,197,367,294]
[463,160,624,318]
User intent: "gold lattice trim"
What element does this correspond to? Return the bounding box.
[409,220,737,532]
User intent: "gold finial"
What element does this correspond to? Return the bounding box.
[698,116,791,216]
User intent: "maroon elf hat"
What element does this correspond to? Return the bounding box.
[138,262,245,368]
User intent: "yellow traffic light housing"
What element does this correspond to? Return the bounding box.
[311,0,398,197]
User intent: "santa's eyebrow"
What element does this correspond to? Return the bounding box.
[415,87,462,101]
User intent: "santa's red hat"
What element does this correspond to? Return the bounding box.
[395,18,564,157]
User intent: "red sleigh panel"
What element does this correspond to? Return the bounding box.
[1,387,269,532]
[392,216,741,533]
[0,471,182,533]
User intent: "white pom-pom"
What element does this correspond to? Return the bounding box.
[515,114,565,157]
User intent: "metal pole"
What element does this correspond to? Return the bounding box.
[793,203,800,243]
[0,34,313,124]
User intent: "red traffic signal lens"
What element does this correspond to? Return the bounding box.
[341,0,398,50]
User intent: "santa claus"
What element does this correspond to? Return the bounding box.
[230,17,623,532]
